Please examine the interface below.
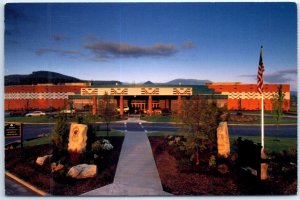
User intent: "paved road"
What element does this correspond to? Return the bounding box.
[5,176,38,196]
[5,122,297,145]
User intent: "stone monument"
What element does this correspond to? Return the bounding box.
[217,121,230,158]
[68,123,88,153]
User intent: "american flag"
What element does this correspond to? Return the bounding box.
[257,47,264,94]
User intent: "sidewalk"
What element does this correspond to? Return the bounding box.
[82,131,170,196]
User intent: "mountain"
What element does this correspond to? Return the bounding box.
[165,79,212,85]
[5,71,211,86]
[91,80,122,86]
[143,81,154,85]
[5,71,83,85]
[5,71,122,86]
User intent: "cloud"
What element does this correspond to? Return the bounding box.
[85,40,178,60]
[36,48,80,56]
[182,41,196,49]
[240,68,297,83]
[52,33,69,41]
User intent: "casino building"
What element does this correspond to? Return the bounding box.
[4,82,290,114]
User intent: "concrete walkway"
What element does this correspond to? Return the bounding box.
[82,131,170,196]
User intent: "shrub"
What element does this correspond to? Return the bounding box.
[51,114,69,149]
[177,96,221,166]
[92,139,114,153]
[208,155,216,168]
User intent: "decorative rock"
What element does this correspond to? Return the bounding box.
[167,135,174,140]
[36,154,52,166]
[217,122,230,158]
[261,149,268,180]
[103,142,113,151]
[68,123,88,153]
[175,137,181,143]
[67,164,97,179]
[51,162,64,172]
[261,163,268,180]
[94,154,99,159]
[217,164,229,174]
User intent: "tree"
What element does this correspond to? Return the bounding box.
[51,114,69,149]
[272,85,285,127]
[178,95,220,165]
[98,92,117,136]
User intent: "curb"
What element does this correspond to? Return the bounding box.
[5,171,49,196]
[228,123,297,126]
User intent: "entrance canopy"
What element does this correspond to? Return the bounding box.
[81,87,192,96]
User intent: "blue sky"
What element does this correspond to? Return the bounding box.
[4,3,297,90]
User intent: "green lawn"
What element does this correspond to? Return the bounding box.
[96,129,125,137]
[147,131,181,137]
[18,129,124,148]
[5,116,56,123]
[24,136,52,147]
[5,116,83,123]
[147,131,296,153]
[229,136,297,154]
[228,116,297,125]
[141,115,175,122]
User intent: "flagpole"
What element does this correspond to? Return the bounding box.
[257,45,265,150]
[261,92,264,149]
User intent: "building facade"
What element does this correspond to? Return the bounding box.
[4,82,290,112]
[207,82,290,111]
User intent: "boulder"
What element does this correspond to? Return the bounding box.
[51,162,64,172]
[175,137,181,143]
[217,164,229,174]
[68,123,88,153]
[36,154,52,166]
[67,164,97,179]
[217,122,230,158]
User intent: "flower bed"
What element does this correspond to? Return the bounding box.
[5,136,124,196]
[149,136,297,195]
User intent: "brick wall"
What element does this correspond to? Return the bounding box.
[208,83,290,111]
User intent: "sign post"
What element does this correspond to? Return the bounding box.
[5,123,23,149]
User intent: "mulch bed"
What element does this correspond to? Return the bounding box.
[5,136,124,196]
[149,136,297,195]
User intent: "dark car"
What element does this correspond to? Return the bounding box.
[9,110,27,116]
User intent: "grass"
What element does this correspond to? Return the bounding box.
[5,116,81,123]
[141,115,175,122]
[17,129,124,148]
[230,136,297,153]
[147,131,296,153]
[96,129,125,137]
[5,116,56,123]
[24,136,52,147]
[228,116,297,125]
[147,131,181,137]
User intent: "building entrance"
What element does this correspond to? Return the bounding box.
[130,99,160,113]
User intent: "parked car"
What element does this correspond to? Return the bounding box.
[153,109,162,114]
[9,110,27,116]
[25,111,46,117]
[116,106,130,113]
[60,109,76,114]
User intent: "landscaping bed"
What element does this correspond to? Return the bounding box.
[149,136,297,195]
[5,136,124,196]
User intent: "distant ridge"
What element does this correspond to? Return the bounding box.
[165,78,212,85]
[5,71,82,85]
[143,81,154,85]
[5,71,212,86]
[5,71,121,86]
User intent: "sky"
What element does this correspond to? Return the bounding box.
[4,2,298,90]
